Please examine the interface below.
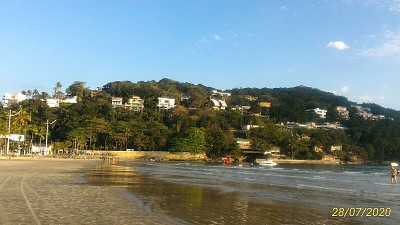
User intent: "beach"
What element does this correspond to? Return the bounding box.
[0,158,176,225]
[1,158,398,225]
[114,161,398,225]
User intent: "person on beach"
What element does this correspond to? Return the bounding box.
[390,167,398,184]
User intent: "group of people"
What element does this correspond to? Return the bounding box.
[390,166,399,184]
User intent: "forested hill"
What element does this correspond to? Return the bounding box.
[229,86,400,120]
[3,78,400,161]
[102,79,400,162]
[103,79,400,120]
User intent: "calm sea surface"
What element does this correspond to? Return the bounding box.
[89,161,400,224]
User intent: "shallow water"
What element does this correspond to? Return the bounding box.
[87,162,400,224]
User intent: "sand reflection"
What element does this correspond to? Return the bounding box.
[86,162,365,225]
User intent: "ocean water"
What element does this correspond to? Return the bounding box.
[91,161,400,224]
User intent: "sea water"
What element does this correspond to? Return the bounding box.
[105,162,400,224]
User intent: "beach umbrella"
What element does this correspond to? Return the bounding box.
[391,162,398,167]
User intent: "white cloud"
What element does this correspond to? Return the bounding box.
[358,95,374,102]
[379,95,385,100]
[341,86,349,93]
[389,0,400,14]
[214,35,222,41]
[335,0,400,15]
[359,31,400,58]
[326,41,350,50]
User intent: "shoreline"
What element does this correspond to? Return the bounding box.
[1,155,366,165]
[0,157,381,224]
[274,159,360,165]
[0,157,177,224]
[111,160,368,225]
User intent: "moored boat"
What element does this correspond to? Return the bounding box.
[256,159,277,166]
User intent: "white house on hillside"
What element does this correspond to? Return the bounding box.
[210,98,227,110]
[242,125,260,131]
[306,108,327,119]
[46,96,77,108]
[212,90,231,97]
[158,97,175,110]
[3,92,27,106]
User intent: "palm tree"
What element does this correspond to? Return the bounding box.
[12,108,31,153]
[28,124,38,154]
[35,126,46,148]
[27,90,32,99]
[53,82,64,101]
[32,89,40,100]
[54,82,62,96]
[0,119,8,153]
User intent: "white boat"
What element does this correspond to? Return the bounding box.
[256,159,277,166]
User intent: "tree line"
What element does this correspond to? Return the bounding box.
[1,79,399,161]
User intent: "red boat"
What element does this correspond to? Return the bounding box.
[221,156,233,165]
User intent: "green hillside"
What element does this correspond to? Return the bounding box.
[2,79,399,162]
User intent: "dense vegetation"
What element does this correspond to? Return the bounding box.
[1,79,400,162]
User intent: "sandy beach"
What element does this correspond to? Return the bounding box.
[0,158,176,225]
[2,157,388,225]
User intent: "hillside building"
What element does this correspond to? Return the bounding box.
[306,108,327,119]
[46,96,77,108]
[336,106,350,119]
[125,96,144,111]
[158,97,175,110]
[212,90,231,97]
[210,98,227,110]
[111,96,145,111]
[3,92,27,107]
[111,97,123,107]
[259,102,271,108]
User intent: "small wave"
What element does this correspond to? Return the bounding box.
[373,182,398,186]
[343,171,363,174]
[372,172,387,175]
[313,176,326,179]
[297,184,355,193]
[269,167,284,170]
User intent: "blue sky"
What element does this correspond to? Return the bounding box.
[1,1,400,109]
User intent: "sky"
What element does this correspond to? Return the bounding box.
[1,0,400,110]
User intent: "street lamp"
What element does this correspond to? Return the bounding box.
[6,110,21,155]
[45,119,56,155]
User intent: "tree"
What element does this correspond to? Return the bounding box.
[35,126,46,147]
[40,92,50,100]
[53,141,72,155]
[66,81,90,101]
[53,82,64,99]
[12,108,31,151]
[67,128,88,150]
[32,89,40,100]
[0,118,7,152]
[249,125,288,151]
[171,105,189,132]
[170,127,206,153]
[205,128,240,159]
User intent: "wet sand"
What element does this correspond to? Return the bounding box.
[1,158,366,225]
[0,158,176,225]
[87,161,365,225]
